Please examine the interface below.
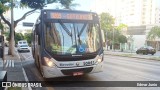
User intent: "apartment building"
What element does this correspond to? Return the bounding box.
[155,8,160,24]
[112,0,158,26]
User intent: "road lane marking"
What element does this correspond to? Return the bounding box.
[26,55,33,60]
[22,68,32,90]
[5,60,9,67]
[4,60,15,68]
[22,54,27,60]
[9,60,12,67]
[12,60,14,67]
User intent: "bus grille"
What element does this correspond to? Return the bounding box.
[61,67,93,75]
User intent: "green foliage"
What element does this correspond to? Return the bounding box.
[111,29,127,44]
[0,0,9,14]
[15,33,24,44]
[8,87,21,90]
[59,0,78,9]
[100,12,115,31]
[0,22,4,30]
[14,32,32,45]
[100,13,127,49]
[20,0,76,9]
[4,31,9,41]
[116,23,127,30]
[24,33,32,45]
[100,13,115,45]
[147,26,160,40]
[118,34,127,43]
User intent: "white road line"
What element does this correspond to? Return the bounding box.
[22,68,32,90]
[22,54,27,60]
[5,60,9,67]
[26,55,32,60]
[9,60,12,67]
[12,60,14,67]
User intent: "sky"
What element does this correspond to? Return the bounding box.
[14,0,96,21]
[12,0,160,30]
[13,0,99,30]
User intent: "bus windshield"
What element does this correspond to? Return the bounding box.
[44,21,101,55]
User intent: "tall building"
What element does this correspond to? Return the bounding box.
[94,0,160,50]
[155,8,160,24]
[112,0,158,26]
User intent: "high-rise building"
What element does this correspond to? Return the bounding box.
[111,0,158,26]
[92,0,160,26]
[155,8,160,24]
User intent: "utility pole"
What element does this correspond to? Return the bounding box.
[9,0,15,56]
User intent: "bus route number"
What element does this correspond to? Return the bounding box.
[51,13,61,19]
[83,61,94,66]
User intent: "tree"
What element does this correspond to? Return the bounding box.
[100,13,115,31]
[100,13,115,49]
[118,35,127,44]
[15,33,24,44]
[116,23,127,30]
[0,19,3,30]
[147,26,160,40]
[0,0,75,55]
[59,0,79,9]
[116,23,128,51]
[24,33,32,45]
[100,13,128,50]
[3,30,9,41]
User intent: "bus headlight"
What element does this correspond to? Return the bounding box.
[95,55,103,64]
[97,58,102,63]
[44,57,55,67]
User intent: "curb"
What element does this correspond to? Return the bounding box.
[104,53,160,61]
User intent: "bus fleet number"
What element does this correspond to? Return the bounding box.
[83,61,94,66]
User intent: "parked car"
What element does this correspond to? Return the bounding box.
[17,45,30,52]
[136,46,156,55]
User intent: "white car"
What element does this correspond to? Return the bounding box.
[17,45,30,52]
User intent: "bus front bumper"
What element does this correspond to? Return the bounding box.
[42,62,103,78]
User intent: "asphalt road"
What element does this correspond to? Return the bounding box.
[19,51,160,90]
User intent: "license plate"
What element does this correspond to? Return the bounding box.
[73,72,83,76]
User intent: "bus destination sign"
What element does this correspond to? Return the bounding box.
[48,12,93,20]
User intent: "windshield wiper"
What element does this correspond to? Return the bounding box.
[76,23,87,45]
[58,20,72,37]
[78,23,87,37]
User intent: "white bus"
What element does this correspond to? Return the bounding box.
[31,9,104,78]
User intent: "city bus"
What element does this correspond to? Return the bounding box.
[31,9,104,78]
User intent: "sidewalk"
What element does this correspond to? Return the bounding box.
[104,49,160,61]
[0,47,28,90]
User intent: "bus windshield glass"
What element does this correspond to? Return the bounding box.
[44,21,101,55]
